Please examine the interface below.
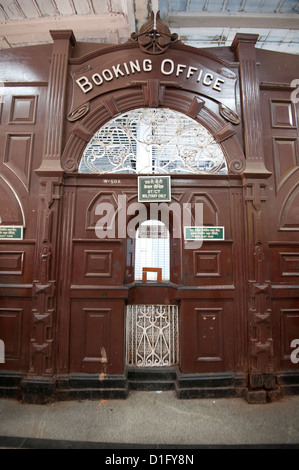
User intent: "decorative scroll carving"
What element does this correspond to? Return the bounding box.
[131,11,178,55]
[68,103,90,122]
[219,103,241,125]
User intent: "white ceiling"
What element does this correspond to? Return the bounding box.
[0,0,298,54]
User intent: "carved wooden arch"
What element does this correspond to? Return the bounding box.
[62,86,246,174]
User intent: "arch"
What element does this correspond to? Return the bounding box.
[78,108,227,175]
[62,88,245,174]
[0,176,25,227]
[279,181,299,231]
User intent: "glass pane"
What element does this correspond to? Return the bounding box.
[135,220,170,281]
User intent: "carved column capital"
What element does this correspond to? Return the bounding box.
[36,30,76,174]
[232,33,271,176]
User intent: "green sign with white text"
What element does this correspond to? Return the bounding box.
[138,176,171,202]
[0,226,23,240]
[184,226,225,241]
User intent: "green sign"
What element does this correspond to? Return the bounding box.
[0,226,23,240]
[184,226,225,241]
[138,176,171,203]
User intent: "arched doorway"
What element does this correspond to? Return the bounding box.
[76,107,230,372]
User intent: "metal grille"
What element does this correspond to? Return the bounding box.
[79,108,227,175]
[126,305,179,367]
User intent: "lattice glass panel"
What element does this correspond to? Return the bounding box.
[79,108,227,174]
[126,305,179,367]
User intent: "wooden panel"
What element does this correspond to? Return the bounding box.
[0,176,24,225]
[84,250,112,278]
[0,297,31,371]
[270,100,297,129]
[280,309,299,362]
[270,246,299,282]
[9,96,37,124]
[0,244,34,284]
[196,308,223,362]
[280,252,299,277]
[180,299,235,373]
[86,191,118,231]
[0,251,24,275]
[193,251,221,277]
[279,185,299,231]
[0,308,22,360]
[82,308,110,363]
[273,300,299,370]
[273,137,298,190]
[4,133,34,189]
[184,243,233,285]
[69,299,125,374]
[72,242,123,285]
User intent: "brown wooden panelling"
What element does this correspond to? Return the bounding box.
[180,299,234,373]
[270,245,299,282]
[0,244,34,284]
[0,251,24,275]
[193,251,221,277]
[0,308,22,360]
[273,137,298,191]
[4,133,34,190]
[0,34,299,396]
[9,96,38,124]
[279,186,299,231]
[0,298,31,371]
[270,100,297,129]
[69,299,125,374]
[195,308,223,362]
[72,242,123,285]
[185,243,233,285]
[273,299,299,370]
[261,86,299,375]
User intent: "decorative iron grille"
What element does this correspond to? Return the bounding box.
[79,108,227,175]
[126,305,179,367]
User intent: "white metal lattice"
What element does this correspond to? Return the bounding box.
[79,108,227,175]
[126,304,179,367]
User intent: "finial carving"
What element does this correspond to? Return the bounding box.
[131,11,178,55]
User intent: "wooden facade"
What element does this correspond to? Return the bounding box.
[0,15,298,404]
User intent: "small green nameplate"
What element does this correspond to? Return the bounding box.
[0,226,23,240]
[138,176,171,202]
[184,226,225,240]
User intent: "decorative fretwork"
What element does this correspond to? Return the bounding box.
[126,305,179,367]
[79,108,227,175]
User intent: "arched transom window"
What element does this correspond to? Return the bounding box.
[79,108,227,175]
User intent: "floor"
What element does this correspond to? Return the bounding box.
[0,391,299,449]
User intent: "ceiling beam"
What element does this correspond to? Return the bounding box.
[0,13,130,45]
[168,12,299,30]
